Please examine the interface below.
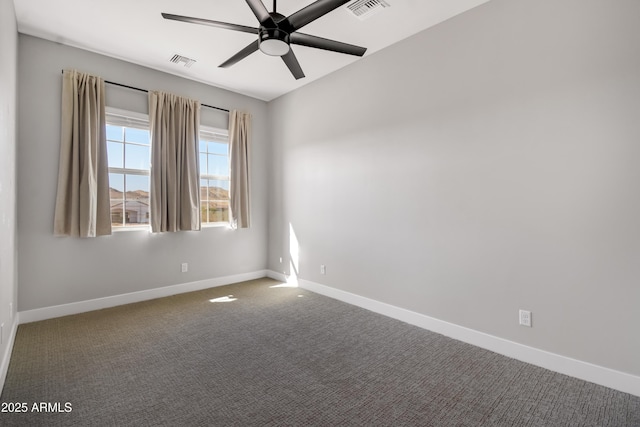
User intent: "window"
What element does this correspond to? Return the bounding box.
[106,109,151,228]
[105,108,230,229]
[199,127,230,224]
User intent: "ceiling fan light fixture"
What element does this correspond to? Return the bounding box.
[258,28,290,56]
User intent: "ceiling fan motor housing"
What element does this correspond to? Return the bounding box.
[258,27,290,56]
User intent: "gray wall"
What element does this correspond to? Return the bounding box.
[268,0,640,376]
[17,35,269,311]
[0,0,18,357]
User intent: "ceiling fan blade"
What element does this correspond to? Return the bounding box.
[245,0,277,27]
[290,33,367,56]
[281,50,305,80]
[162,13,258,35]
[281,0,351,32]
[219,41,260,68]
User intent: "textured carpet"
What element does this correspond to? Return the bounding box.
[1,278,638,426]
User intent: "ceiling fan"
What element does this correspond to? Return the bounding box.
[162,0,367,80]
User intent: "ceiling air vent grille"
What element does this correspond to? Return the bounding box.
[347,0,390,20]
[169,54,196,68]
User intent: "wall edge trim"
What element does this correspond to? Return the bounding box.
[0,316,19,395]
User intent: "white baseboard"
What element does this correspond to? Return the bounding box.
[296,277,640,398]
[0,316,19,395]
[18,270,269,324]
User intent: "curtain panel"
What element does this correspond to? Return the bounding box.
[149,91,201,232]
[229,110,251,229]
[53,70,111,237]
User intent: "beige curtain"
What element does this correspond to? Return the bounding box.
[229,110,251,229]
[149,91,201,232]
[53,70,111,237]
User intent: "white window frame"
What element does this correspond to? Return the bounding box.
[106,107,151,231]
[199,125,230,228]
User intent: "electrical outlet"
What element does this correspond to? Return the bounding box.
[519,309,532,327]
[279,257,283,264]
[320,265,326,275]
[181,263,188,273]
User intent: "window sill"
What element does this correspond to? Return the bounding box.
[202,222,231,229]
[111,222,230,232]
[112,226,150,233]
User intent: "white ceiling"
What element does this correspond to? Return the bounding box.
[13,0,490,101]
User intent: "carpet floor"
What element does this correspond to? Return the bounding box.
[1,278,638,426]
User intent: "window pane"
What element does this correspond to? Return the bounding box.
[125,128,150,145]
[199,153,207,175]
[124,175,149,227]
[201,177,228,224]
[125,175,149,196]
[124,201,150,226]
[208,141,227,155]
[106,125,123,142]
[107,142,123,168]
[209,179,230,193]
[208,154,229,176]
[111,207,125,227]
[200,202,209,223]
[109,173,125,226]
[208,200,229,223]
[202,184,214,204]
[200,179,209,201]
[199,140,207,152]
[201,200,229,224]
[109,173,124,192]
[125,144,150,170]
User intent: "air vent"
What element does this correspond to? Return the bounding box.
[169,54,196,68]
[347,0,390,20]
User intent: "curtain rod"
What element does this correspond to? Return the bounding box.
[106,80,230,113]
[60,70,230,113]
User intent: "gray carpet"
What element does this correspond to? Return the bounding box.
[1,278,638,426]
